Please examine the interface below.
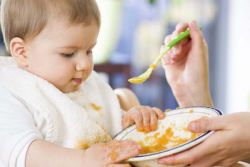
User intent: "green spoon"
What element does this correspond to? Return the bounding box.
[128,28,191,84]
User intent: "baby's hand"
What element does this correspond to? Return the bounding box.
[82,140,141,167]
[122,106,164,132]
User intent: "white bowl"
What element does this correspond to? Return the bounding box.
[114,107,222,167]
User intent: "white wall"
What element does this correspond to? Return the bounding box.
[226,0,250,112]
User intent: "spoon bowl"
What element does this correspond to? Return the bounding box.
[128,29,190,84]
[128,65,154,84]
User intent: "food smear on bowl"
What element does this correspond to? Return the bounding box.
[134,125,200,154]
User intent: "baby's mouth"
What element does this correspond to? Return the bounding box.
[72,78,82,84]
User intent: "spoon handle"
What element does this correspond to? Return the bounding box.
[152,29,190,65]
[167,29,190,49]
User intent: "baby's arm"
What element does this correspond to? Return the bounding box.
[26,139,140,167]
[0,86,140,167]
[114,88,140,111]
[0,87,85,167]
[162,21,213,107]
[26,140,85,167]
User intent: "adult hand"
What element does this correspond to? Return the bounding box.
[161,21,212,107]
[158,112,250,167]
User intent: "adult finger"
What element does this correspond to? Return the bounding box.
[188,21,204,52]
[188,116,228,133]
[164,22,188,50]
[170,41,191,63]
[164,35,172,46]
[173,22,189,37]
[169,40,191,63]
[158,134,221,165]
[162,36,174,65]
[176,22,189,32]
[162,47,172,65]
[163,23,191,64]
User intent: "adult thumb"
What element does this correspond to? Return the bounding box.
[187,116,226,133]
[189,21,205,51]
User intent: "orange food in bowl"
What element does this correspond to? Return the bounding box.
[137,127,199,154]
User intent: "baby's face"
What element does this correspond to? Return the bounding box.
[24,18,99,93]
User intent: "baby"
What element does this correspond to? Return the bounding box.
[0,0,164,166]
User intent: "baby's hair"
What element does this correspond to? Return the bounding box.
[0,0,100,52]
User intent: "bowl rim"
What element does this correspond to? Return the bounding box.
[113,106,222,162]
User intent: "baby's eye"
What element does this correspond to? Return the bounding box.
[87,50,93,56]
[61,52,75,58]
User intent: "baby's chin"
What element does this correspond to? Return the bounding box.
[60,84,81,93]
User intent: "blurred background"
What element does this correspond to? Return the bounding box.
[1,0,250,114]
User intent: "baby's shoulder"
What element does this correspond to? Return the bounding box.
[0,84,13,99]
[0,85,27,111]
[0,56,16,67]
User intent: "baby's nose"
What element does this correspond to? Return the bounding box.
[76,61,88,71]
[75,58,91,71]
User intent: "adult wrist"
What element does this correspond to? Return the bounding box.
[172,84,213,107]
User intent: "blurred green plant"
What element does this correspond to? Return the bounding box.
[148,0,157,5]
[148,0,185,5]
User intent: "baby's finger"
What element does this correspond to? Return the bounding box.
[141,108,151,132]
[122,114,134,128]
[132,111,144,131]
[152,107,164,119]
[107,140,140,163]
[149,111,158,131]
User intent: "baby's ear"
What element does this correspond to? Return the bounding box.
[9,37,28,67]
